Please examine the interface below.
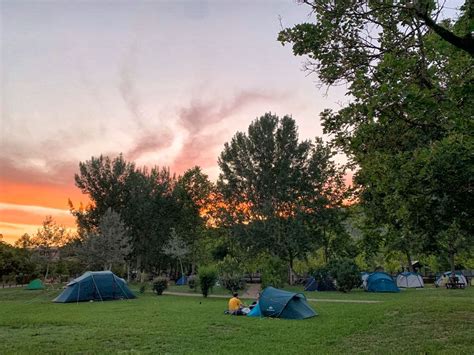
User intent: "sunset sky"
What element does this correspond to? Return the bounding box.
[1,0,462,244]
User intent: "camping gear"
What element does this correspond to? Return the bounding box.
[304,276,336,291]
[26,279,44,290]
[361,272,370,289]
[252,286,317,319]
[365,272,400,293]
[176,275,188,286]
[53,271,135,303]
[396,272,424,288]
[435,271,467,288]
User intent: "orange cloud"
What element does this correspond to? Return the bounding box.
[0,179,87,244]
[0,180,88,210]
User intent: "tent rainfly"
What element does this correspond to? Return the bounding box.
[53,271,135,303]
[247,286,317,320]
[396,272,424,288]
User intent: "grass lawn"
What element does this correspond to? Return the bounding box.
[0,286,473,354]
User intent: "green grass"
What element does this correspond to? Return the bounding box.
[0,286,473,354]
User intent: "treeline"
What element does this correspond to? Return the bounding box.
[2,1,473,285]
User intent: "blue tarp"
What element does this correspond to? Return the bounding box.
[366,272,400,293]
[53,271,135,303]
[256,287,317,319]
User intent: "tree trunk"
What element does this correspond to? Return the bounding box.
[449,252,455,275]
[288,258,295,286]
[44,263,50,282]
[178,257,185,279]
[405,251,413,272]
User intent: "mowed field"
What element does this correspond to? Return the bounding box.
[0,285,473,354]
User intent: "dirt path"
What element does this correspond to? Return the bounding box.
[162,291,382,304]
[241,283,261,299]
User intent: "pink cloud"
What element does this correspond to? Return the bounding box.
[173,90,277,173]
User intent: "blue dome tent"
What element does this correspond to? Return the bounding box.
[304,277,317,291]
[365,272,400,293]
[53,271,135,303]
[176,275,188,286]
[250,287,317,319]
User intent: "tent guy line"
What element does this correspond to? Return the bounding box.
[162,291,383,304]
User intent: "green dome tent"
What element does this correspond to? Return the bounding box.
[250,286,317,320]
[26,279,44,290]
[53,271,135,303]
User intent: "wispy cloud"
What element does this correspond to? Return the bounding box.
[172,90,278,172]
[126,131,174,161]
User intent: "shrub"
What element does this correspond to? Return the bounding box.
[198,265,218,297]
[152,277,168,295]
[327,258,361,293]
[218,256,246,294]
[139,283,147,294]
[260,256,286,289]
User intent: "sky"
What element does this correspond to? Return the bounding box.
[1,0,462,244]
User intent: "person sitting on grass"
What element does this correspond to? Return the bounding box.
[228,293,247,315]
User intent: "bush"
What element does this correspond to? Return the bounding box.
[152,277,168,295]
[260,256,287,289]
[198,265,218,297]
[218,256,246,294]
[327,258,361,293]
[139,283,147,294]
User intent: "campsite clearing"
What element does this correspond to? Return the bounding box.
[0,286,473,354]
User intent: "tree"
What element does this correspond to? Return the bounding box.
[279,1,474,269]
[14,234,32,249]
[71,154,136,232]
[80,208,130,271]
[162,228,189,279]
[174,167,214,273]
[29,216,70,280]
[71,155,181,274]
[218,113,347,283]
[0,242,34,281]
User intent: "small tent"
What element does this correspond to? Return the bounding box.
[252,287,317,319]
[435,271,467,288]
[53,271,135,303]
[365,272,400,293]
[304,277,317,291]
[176,275,188,286]
[26,279,44,290]
[304,276,336,292]
[396,272,424,288]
